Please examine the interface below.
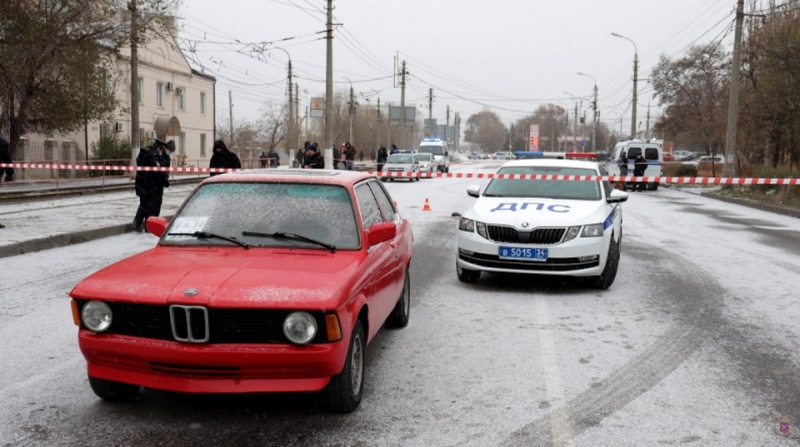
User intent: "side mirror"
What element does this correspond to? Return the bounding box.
[607,189,629,203]
[367,222,396,246]
[467,185,481,198]
[145,216,169,237]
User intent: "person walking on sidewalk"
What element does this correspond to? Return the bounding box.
[377,146,388,173]
[342,141,356,170]
[0,136,14,185]
[133,139,170,232]
[209,140,241,177]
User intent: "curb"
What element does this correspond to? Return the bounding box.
[700,192,800,219]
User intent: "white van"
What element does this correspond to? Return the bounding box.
[417,138,450,173]
[607,140,663,190]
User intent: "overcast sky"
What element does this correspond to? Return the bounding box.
[177,0,736,137]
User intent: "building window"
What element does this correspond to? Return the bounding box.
[156,82,164,107]
[179,132,186,154]
[137,77,144,104]
[178,88,185,111]
[200,133,206,157]
[200,92,206,115]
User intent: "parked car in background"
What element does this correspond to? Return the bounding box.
[70,170,413,413]
[382,153,420,181]
[415,152,436,176]
[673,150,694,160]
[690,154,725,166]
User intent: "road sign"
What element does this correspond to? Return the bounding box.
[581,139,588,148]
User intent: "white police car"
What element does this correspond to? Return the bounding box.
[456,159,628,289]
[381,152,420,182]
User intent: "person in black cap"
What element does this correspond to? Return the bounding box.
[133,139,170,232]
[209,139,241,177]
[303,143,324,169]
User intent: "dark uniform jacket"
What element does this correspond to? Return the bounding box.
[135,145,169,197]
[209,149,242,176]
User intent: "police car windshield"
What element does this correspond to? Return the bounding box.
[387,154,414,164]
[484,166,601,200]
[418,145,445,156]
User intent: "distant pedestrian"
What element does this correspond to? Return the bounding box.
[633,153,648,192]
[268,148,279,168]
[259,150,268,169]
[359,150,364,162]
[377,146,388,173]
[343,141,356,170]
[333,145,341,170]
[0,137,14,185]
[133,139,170,232]
[303,143,324,169]
[390,144,399,155]
[209,140,241,176]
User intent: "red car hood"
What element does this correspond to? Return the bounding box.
[70,246,365,310]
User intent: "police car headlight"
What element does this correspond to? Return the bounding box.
[581,223,604,238]
[476,222,488,239]
[459,217,475,232]
[283,311,317,345]
[563,226,581,242]
[81,301,113,332]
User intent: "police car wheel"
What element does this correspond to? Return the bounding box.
[457,265,481,283]
[590,237,620,290]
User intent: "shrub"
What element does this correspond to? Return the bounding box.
[90,135,132,177]
[663,163,697,177]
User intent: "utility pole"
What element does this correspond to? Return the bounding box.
[428,88,433,137]
[129,0,139,159]
[591,83,598,152]
[348,83,356,144]
[287,61,294,152]
[454,113,461,152]
[645,100,651,141]
[573,102,578,149]
[376,96,381,153]
[445,105,450,143]
[295,83,300,148]
[228,90,234,145]
[324,0,334,153]
[399,60,407,148]
[723,0,744,178]
[632,52,638,139]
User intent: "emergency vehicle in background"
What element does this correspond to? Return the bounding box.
[417,138,450,173]
[606,140,664,191]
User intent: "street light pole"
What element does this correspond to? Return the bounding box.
[577,72,598,152]
[272,47,294,152]
[564,91,578,150]
[612,32,638,139]
[343,77,356,145]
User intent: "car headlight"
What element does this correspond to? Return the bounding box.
[563,226,581,242]
[283,311,318,345]
[459,217,475,232]
[581,223,604,237]
[476,222,488,239]
[81,301,113,332]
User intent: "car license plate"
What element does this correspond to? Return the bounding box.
[498,246,548,261]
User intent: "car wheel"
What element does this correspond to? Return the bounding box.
[88,376,141,402]
[322,320,365,413]
[651,182,659,191]
[386,269,411,328]
[590,237,620,290]
[457,264,481,283]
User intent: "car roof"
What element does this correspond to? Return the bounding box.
[499,159,600,170]
[202,169,374,187]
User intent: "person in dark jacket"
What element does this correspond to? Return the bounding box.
[390,144,399,155]
[377,146,388,173]
[133,139,170,232]
[0,137,14,184]
[633,153,648,192]
[332,145,341,170]
[303,143,324,169]
[209,139,241,176]
[343,141,356,170]
[268,148,279,168]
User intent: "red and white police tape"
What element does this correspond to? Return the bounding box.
[0,162,798,185]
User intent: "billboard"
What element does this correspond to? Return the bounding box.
[389,106,416,127]
[310,97,324,118]
[529,124,540,151]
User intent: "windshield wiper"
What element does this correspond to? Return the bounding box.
[167,231,250,249]
[242,231,336,253]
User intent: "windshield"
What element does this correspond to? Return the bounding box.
[415,153,432,162]
[418,145,446,156]
[484,166,601,200]
[163,182,360,249]
[387,154,414,164]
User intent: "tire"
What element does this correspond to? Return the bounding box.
[88,376,141,402]
[457,264,481,283]
[322,320,365,413]
[386,269,410,328]
[590,237,620,289]
[651,182,659,191]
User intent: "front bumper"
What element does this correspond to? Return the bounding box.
[456,229,609,276]
[79,330,347,393]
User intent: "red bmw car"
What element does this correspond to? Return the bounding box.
[70,170,413,412]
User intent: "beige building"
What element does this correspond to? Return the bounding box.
[18,22,215,178]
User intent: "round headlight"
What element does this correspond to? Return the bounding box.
[283,312,318,345]
[81,301,113,332]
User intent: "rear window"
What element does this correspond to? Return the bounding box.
[644,148,659,160]
[418,145,446,155]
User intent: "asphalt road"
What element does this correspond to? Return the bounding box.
[1,173,799,446]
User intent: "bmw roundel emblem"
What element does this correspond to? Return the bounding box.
[521,222,530,228]
[184,288,199,297]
